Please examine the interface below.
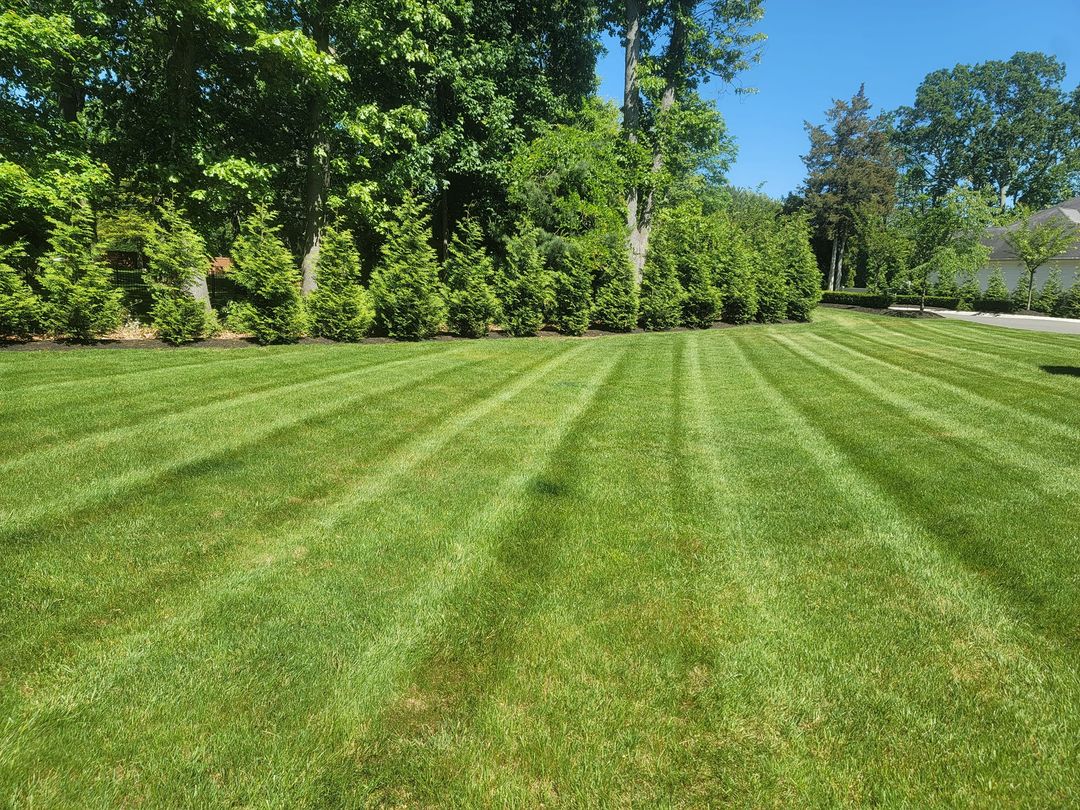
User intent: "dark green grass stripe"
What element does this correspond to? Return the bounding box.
[0,343,582,691]
[746,333,1080,650]
[770,332,1080,500]
[0,345,431,461]
[809,331,1080,445]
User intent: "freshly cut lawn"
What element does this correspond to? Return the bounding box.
[2,308,1079,807]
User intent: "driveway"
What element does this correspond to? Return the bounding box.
[890,306,1080,335]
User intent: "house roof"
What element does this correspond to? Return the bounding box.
[985,197,1080,261]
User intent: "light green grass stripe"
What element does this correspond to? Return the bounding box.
[770,332,1080,499]
[0,342,600,761]
[810,331,1080,443]
[0,346,485,540]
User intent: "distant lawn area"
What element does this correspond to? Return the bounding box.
[3,308,1080,807]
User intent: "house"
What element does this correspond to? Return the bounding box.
[979,197,1080,291]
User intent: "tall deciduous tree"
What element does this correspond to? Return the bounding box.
[894,52,1080,209]
[800,85,898,291]
[609,0,763,283]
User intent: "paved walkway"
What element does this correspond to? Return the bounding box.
[890,306,1080,335]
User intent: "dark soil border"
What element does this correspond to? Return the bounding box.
[0,318,784,352]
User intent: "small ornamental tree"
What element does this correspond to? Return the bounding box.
[230,206,304,344]
[1037,267,1064,315]
[306,227,375,341]
[546,236,592,336]
[984,267,1010,300]
[779,214,823,322]
[585,231,638,331]
[38,202,123,341]
[144,202,215,344]
[496,223,549,337]
[444,216,499,337]
[0,236,40,339]
[370,193,447,339]
[1004,215,1080,311]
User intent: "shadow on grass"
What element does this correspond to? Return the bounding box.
[1041,365,1080,377]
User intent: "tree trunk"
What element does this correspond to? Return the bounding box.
[300,13,330,296]
[828,236,839,291]
[835,233,847,289]
[166,12,196,165]
[624,0,643,284]
[1027,270,1035,311]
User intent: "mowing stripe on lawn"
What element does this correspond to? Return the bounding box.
[0,345,433,460]
[3,342,315,395]
[0,343,449,477]
[770,332,1080,501]
[0,344,616,805]
[834,318,1080,405]
[0,344,574,686]
[754,332,1080,647]
[729,334,1080,805]
[0,346,487,543]
[812,330,1080,444]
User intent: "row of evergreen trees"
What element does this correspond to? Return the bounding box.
[888,260,1080,317]
[1,195,822,345]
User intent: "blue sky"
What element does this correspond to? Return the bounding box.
[596,0,1080,198]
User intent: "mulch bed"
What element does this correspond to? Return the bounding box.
[0,319,766,352]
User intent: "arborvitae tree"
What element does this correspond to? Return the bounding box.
[639,249,685,330]
[682,257,723,328]
[496,223,549,337]
[585,231,638,331]
[958,272,981,305]
[1012,275,1033,312]
[753,235,787,323]
[370,194,447,340]
[715,223,758,324]
[779,215,822,322]
[230,206,304,344]
[542,235,591,336]
[1037,267,1064,315]
[1060,279,1080,318]
[144,202,214,344]
[38,203,123,341]
[305,227,374,341]
[444,216,499,338]
[0,237,40,339]
[984,266,1010,300]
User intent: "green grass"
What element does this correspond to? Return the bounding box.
[2,309,1079,807]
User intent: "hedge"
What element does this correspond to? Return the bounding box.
[820,291,894,308]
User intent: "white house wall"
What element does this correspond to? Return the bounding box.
[976,261,1079,292]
